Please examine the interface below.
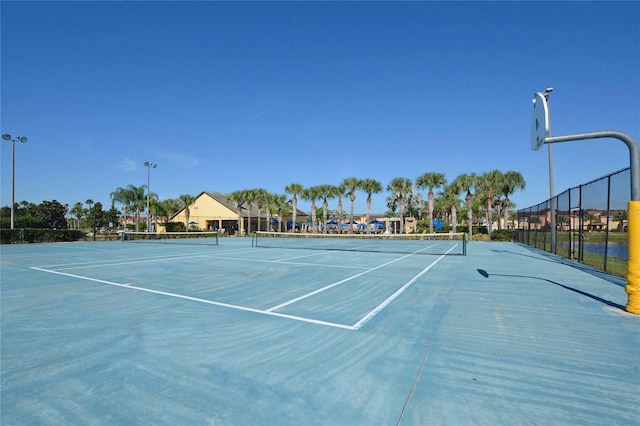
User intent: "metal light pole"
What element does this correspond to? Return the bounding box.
[2,134,28,229]
[144,161,157,232]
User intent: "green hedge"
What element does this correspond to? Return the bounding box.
[490,229,514,241]
[0,228,85,244]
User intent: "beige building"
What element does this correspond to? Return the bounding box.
[170,191,308,235]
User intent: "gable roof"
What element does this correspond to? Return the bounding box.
[170,191,308,220]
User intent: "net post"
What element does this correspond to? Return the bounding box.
[252,232,258,247]
[463,232,467,255]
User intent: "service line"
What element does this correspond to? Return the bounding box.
[29,266,357,330]
[266,244,440,312]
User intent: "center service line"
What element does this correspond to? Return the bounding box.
[351,244,457,330]
[265,244,439,312]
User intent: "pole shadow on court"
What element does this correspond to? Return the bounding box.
[477,268,625,310]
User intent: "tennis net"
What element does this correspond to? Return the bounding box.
[121,231,219,245]
[252,231,466,255]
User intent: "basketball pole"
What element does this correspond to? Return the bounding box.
[543,131,640,314]
[543,88,557,254]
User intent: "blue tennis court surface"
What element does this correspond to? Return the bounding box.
[1,239,638,424]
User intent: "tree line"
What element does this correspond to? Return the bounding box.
[224,169,525,238]
[0,169,525,238]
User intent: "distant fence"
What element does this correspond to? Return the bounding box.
[514,167,630,277]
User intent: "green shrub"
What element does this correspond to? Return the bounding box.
[491,229,513,241]
[473,233,491,241]
[0,228,85,244]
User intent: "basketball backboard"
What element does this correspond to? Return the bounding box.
[531,92,550,150]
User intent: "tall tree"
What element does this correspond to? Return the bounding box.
[227,190,248,236]
[253,188,269,232]
[500,170,526,230]
[416,172,447,233]
[301,186,323,233]
[439,183,463,233]
[178,194,196,232]
[360,178,383,233]
[85,199,95,231]
[386,177,413,234]
[477,170,504,234]
[245,189,257,235]
[159,198,181,223]
[110,186,134,230]
[341,177,361,233]
[70,202,84,230]
[452,173,477,239]
[613,210,627,231]
[272,193,288,232]
[318,184,338,233]
[285,183,304,232]
[334,183,347,232]
[126,184,147,232]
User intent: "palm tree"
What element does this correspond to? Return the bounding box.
[159,198,181,223]
[110,186,134,230]
[613,210,627,231]
[360,178,382,233]
[318,184,338,233]
[452,173,477,240]
[85,199,94,230]
[227,190,249,236]
[439,183,463,233]
[477,170,504,234]
[272,193,288,232]
[416,172,447,233]
[262,193,275,232]
[178,194,196,232]
[334,183,347,232]
[253,189,269,232]
[341,177,361,233]
[499,170,526,230]
[70,202,84,230]
[386,177,413,234]
[125,184,147,232]
[285,183,304,232]
[301,186,323,233]
[245,189,257,235]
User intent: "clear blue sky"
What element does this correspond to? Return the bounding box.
[2,1,639,216]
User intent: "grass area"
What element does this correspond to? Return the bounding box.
[580,252,627,278]
[517,230,628,278]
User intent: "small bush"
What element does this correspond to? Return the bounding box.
[0,229,85,244]
[491,229,513,241]
[473,233,491,241]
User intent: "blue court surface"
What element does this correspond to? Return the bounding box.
[1,238,638,425]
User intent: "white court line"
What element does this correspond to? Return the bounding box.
[35,253,211,270]
[210,255,369,270]
[29,242,457,331]
[266,244,440,312]
[29,266,357,330]
[275,251,335,262]
[351,244,457,329]
[33,247,256,269]
[38,252,370,272]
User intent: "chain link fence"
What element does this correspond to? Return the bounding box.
[514,168,629,277]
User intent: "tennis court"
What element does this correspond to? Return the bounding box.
[1,236,638,424]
